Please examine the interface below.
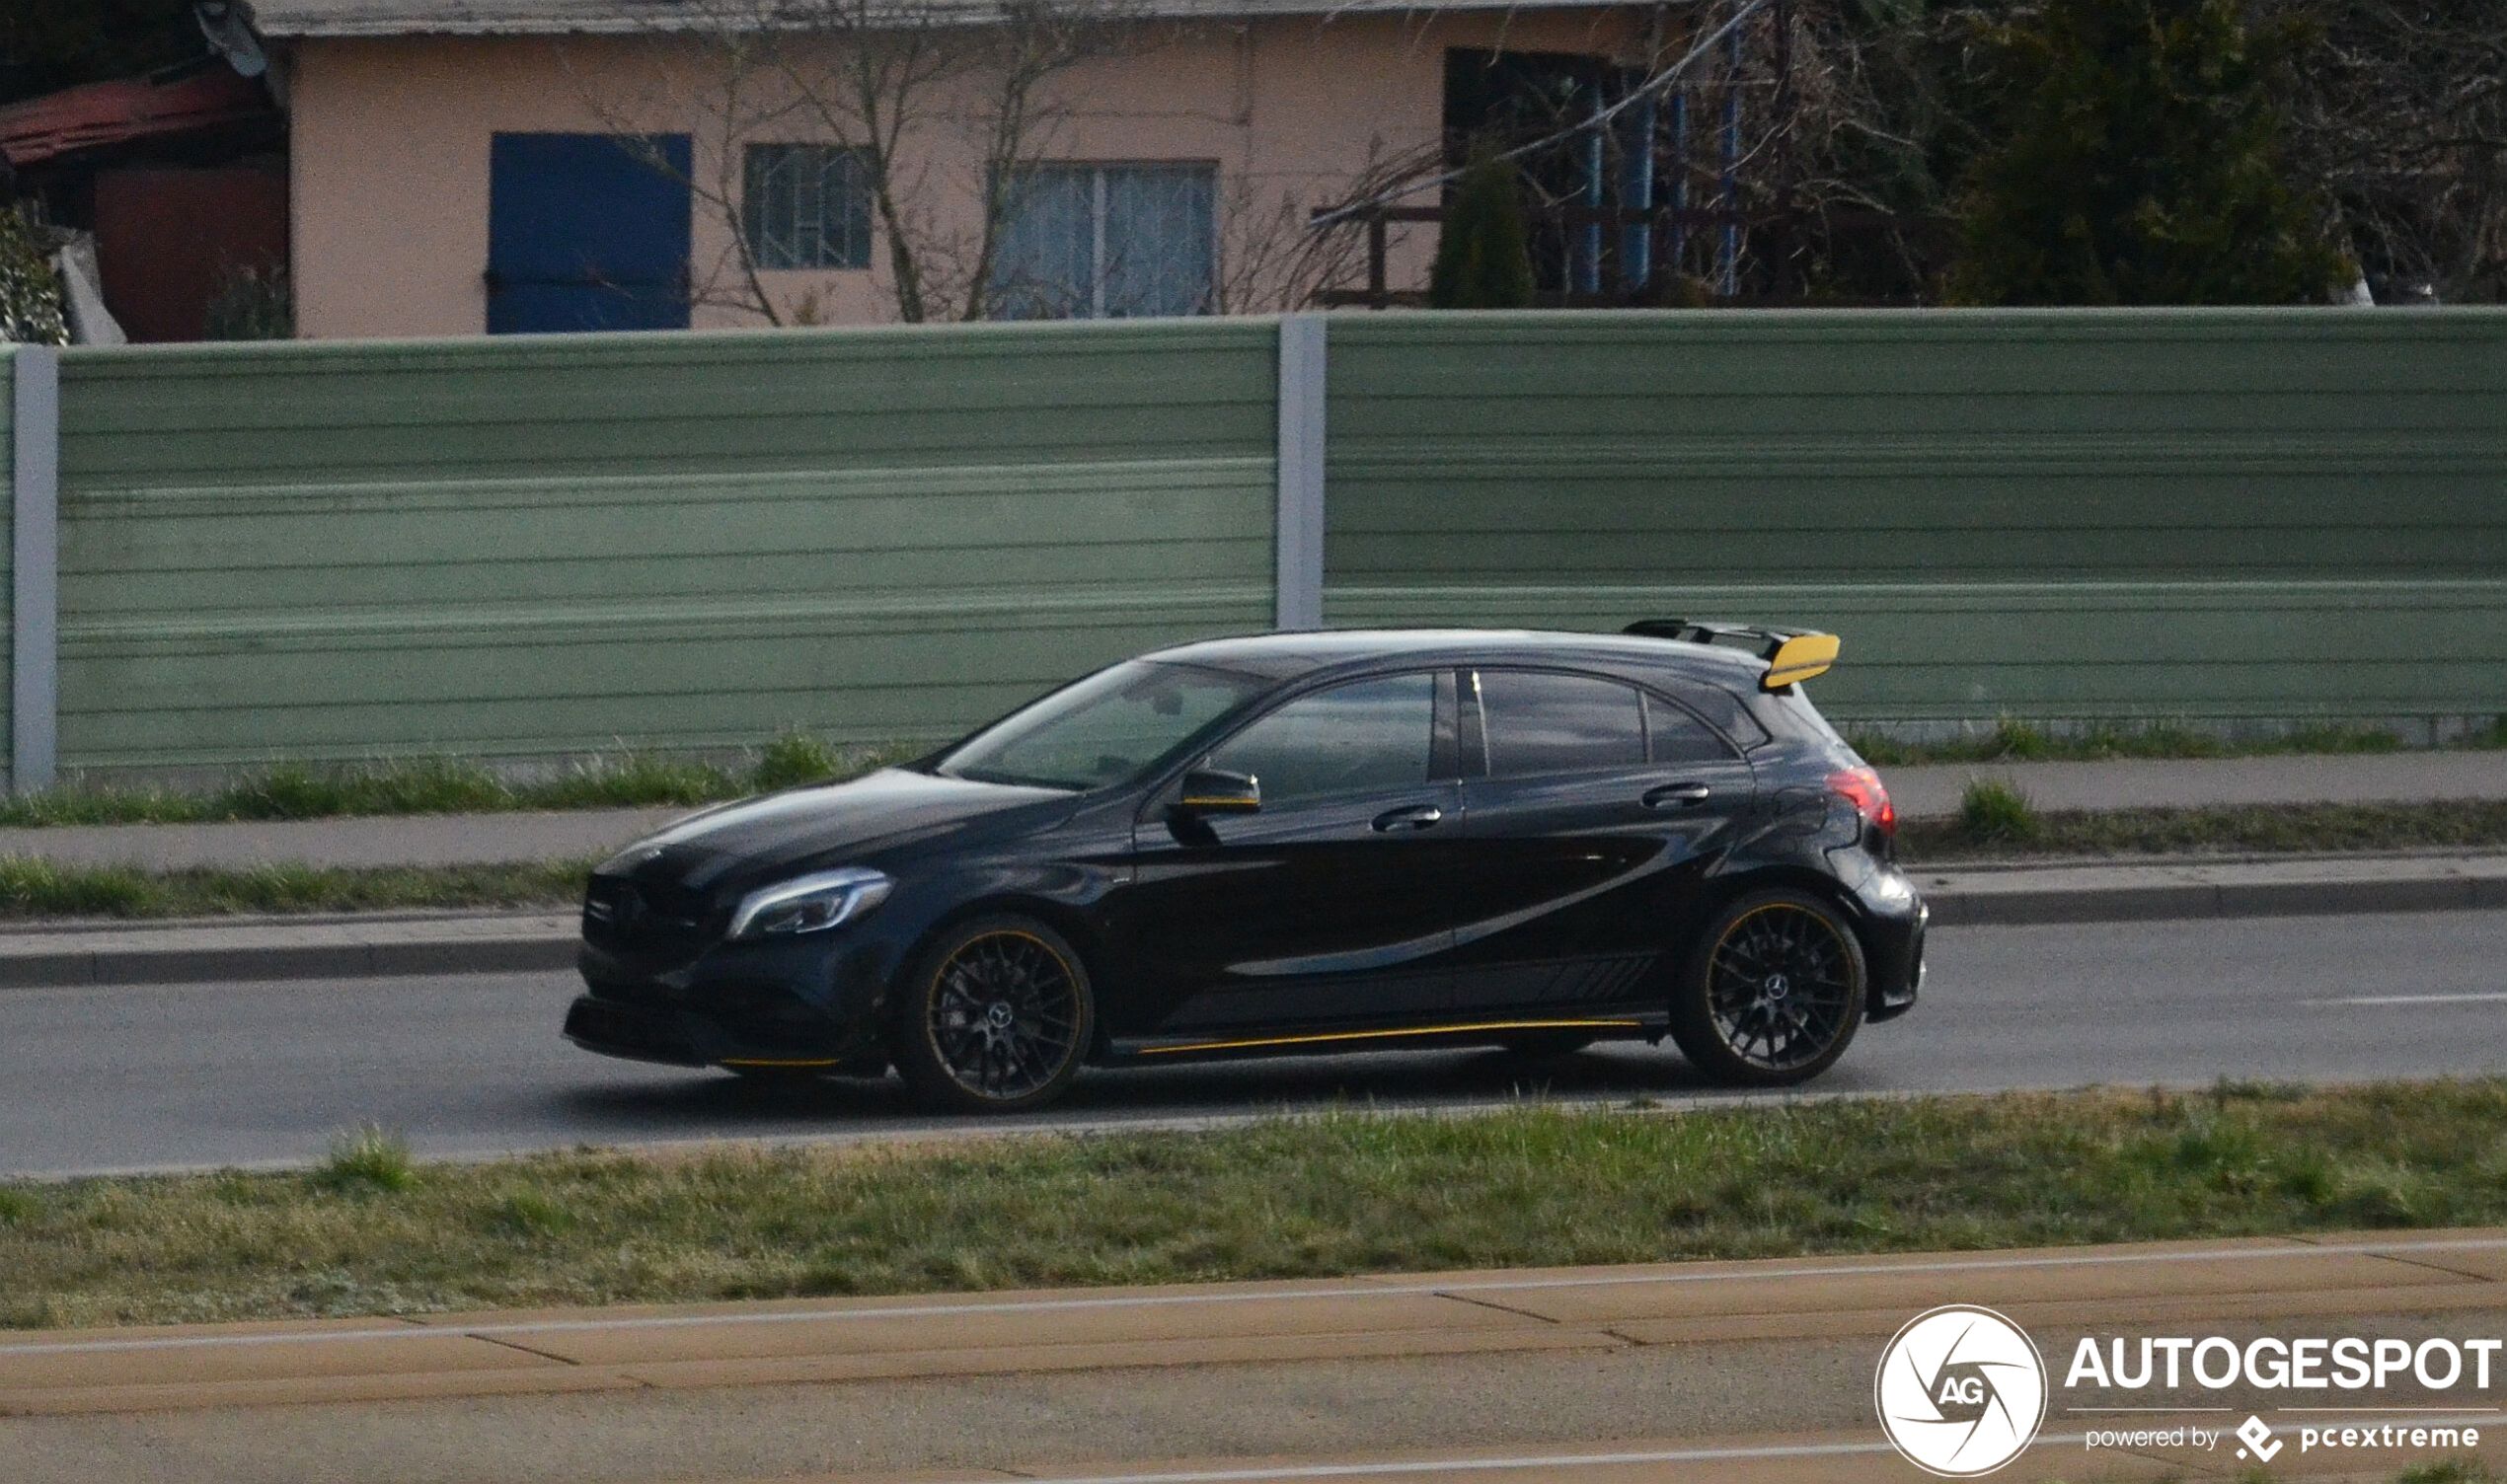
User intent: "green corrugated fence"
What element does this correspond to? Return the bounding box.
[51,322,1276,771]
[7,308,2503,780]
[1326,309,2507,721]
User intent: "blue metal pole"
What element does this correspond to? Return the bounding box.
[1623,94,1656,291]
[1579,81,1605,296]
[1670,90,1689,282]
[1719,18,1742,296]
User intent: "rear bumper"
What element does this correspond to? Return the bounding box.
[1863,903,1925,1022]
[1837,858,1925,1023]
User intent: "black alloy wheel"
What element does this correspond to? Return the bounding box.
[1669,889,1866,1086]
[898,915,1095,1113]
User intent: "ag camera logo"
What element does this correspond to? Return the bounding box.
[1876,1304,2049,1476]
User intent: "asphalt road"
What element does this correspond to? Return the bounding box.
[4,909,2505,1178]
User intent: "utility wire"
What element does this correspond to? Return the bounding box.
[1307,0,1772,230]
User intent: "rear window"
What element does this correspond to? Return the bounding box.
[1762,684,1848,746]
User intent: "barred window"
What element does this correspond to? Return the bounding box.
[990,163,1215,319]
[741,144,872,270]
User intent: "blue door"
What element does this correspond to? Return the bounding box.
[487,133,692,334]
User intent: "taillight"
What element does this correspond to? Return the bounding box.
[1828,767,1896,837]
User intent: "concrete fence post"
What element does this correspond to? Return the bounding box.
[1273,314,1326,631]
[12,344,59,794]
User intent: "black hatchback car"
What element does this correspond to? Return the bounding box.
[566,622,1925,1112]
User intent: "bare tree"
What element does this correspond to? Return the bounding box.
[1767,0,2506,305]
[1222,143,1443,312]
[565,0,1150,325]
[2264,0,2507,302]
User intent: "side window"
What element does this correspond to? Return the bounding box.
[1645,694,1742,764]
[1206,673,1435,806]
[1478,670,1646,778]
[1673,683,1770,750]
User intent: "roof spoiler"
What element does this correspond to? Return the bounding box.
[1621,620,1841,692]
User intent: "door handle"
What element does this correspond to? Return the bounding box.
[1642,782,1712,809]
[1371,803,1444,832]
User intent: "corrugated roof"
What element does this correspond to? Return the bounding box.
[0,66,274,170]
[252,0,1617,37]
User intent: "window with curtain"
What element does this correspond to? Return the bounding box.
[990,163,1216,319]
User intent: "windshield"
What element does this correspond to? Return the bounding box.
[934,659,1269,791]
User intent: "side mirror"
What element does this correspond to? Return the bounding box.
[1177,768,1260,815]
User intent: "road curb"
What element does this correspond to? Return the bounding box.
[0,935,578,990]
[1926,871,2507,927]
[0,917,576,990]
[3,866,2501,988]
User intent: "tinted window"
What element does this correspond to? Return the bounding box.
[1645,694,1742,764]
[1675,683,1770,749]
[939,660,1266,790]
[1478,670,1645,777]
[1207,673,1435,805]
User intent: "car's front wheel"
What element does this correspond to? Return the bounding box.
[896,914,1095,1114]
[1669,889,1866,1086]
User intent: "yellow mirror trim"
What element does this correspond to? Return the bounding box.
[1762,631,1840,690]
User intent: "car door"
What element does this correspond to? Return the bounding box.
[1446,667,1758,1014]
[1114,670,1472,1040]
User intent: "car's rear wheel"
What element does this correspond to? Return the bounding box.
[896,915,1095,1114]
[1669,890,1865,1086]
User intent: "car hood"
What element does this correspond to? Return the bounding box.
[596,768,1073,895]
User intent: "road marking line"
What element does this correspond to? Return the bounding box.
[2301,993,2507,1007]
[4,1234,2502,1360]
[2276,1406,2503,1413]
[893,1416,2507,1483]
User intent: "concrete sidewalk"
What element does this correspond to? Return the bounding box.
[4,1229,2503,1484]
[6,851,2502,988]
[7,1229,2503,1417]
[0,753,2497,872]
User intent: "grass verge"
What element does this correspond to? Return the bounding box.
[0,856,595,919]
[2,1081,2504,1330]
[1847,716,2507,767]
[0,734,920,829]
[1900,799,2507,861]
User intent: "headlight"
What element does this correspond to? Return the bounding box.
[726,867,893,941]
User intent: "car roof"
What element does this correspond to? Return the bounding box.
[1142,628,1770,687]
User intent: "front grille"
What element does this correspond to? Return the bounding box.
[582,875,714,958]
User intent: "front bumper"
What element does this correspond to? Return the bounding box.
[566,929,897,1073]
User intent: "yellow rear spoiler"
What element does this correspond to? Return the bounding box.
[1621,620,1840,692]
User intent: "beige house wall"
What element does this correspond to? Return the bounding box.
[284,9,1650,337]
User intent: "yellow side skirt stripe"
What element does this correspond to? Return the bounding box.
[720,1058,842,1069]
[1138,1018,1643,1057]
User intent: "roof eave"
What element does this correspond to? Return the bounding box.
[255,0,1613,37]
